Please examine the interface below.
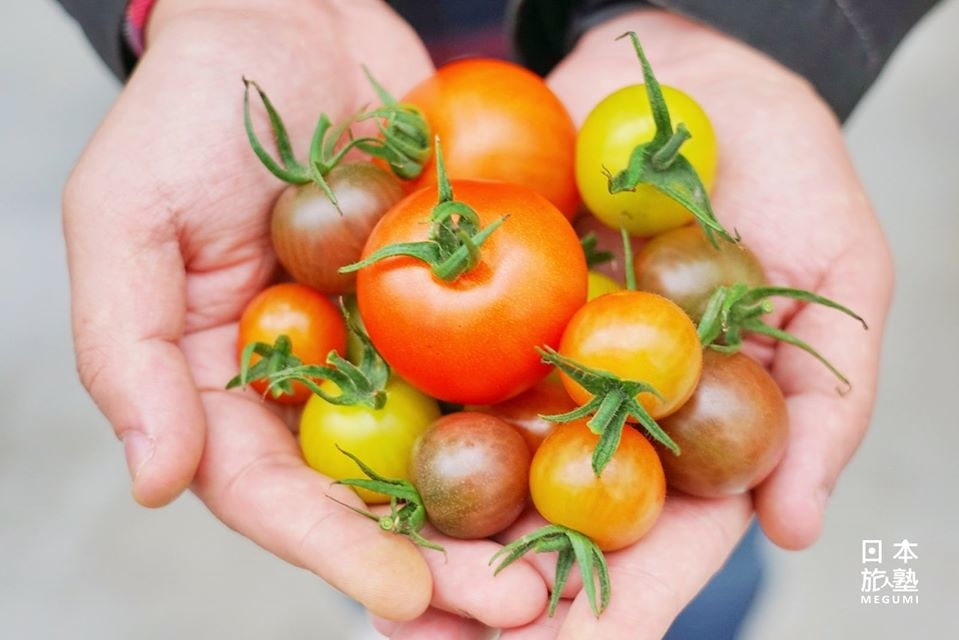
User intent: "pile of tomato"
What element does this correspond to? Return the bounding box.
[230,33,866,617]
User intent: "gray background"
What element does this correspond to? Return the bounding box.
[1,1,956,638]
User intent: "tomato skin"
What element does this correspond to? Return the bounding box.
[558,290,702,419]
[634,225,766,322]
[356,180,588,405]
[300,377,440,504]
[530,421,665,551]
[237,283,347,404]
[402,59,579,219]
[410,412,531,539]
[658,351,788,497]
[576,84,716,236]
[471,374,577,455]
[271,163,404,294]
[587,271,622,301]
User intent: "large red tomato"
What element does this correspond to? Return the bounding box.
[355,180,587,404]
[402,59,580,219]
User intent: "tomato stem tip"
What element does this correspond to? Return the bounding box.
[491,524,610,617]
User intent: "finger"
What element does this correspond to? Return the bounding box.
[370,614,399,637]
[755,235,893,549]
[417,526,548,627]
[558,495,751,640]
[186,322,302,429]
[391,608,496,640]
[499,601,572,640]
[195,324,549,625]
[63,170,204,508]
[191,383,432,621]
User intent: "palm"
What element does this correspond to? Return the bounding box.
[62,5,469,621]
[409,9,892,638]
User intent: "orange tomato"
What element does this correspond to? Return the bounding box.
[558,290,702,419]
[471,374,577,454]
[530,421,665,551]
[356,180,587,404]
[402,59,580,219]
[237,283,347,404]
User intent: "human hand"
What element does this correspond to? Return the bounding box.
[63,0,553,624]
[375,8,893,638]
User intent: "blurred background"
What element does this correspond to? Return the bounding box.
[1,1,955,638]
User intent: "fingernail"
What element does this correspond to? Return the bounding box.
[122,430,155,481]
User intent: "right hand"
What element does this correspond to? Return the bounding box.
[63,0,547,624]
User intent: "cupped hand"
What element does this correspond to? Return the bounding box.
[62,0,552,624]
[380,8,893,638]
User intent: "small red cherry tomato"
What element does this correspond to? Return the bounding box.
[237,283,347,404]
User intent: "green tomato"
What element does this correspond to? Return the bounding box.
[299,376,440,504]
[576,84,717,237]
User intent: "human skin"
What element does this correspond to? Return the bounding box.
[373,8,893,639]
[62,0,551,626]
[63,1,892,637]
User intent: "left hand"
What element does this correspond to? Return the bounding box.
[375,7,893,638]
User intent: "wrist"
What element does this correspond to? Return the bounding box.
[552,8,824,124]
[585,9,810,85]
[145,0,330,48]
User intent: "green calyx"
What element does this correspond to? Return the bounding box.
[242,72,430,210]
[330,446,445,554]
[226,301,389,408]
[697,283,869,389]
[603,32,735,247]
[580,231,614,269]
[354,66,431,180]
[538,347,679,476]
[339,137,507,281]
[491,524,610,618]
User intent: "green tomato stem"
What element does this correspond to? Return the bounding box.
[697,283,868,389]
[226,301,390,407]
[491,524,610,617]
[537,347,679,476]
[355,66,432,180]
[339,137,506,281]
[651,124,692,171]
[330,447,446,555]
[621,227,637,291]
[601,33,736,246]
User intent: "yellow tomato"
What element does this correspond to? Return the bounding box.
[576,84,717,237]
[299,377,440,504]
[586,271,622,300]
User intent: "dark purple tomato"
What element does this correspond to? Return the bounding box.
[633,225,765,322]
[272,162,404,294]
[657,350,788,497]
[409,412,530,539]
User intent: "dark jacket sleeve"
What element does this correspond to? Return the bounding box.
[56,0,132,80]
[512,0,942,120]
